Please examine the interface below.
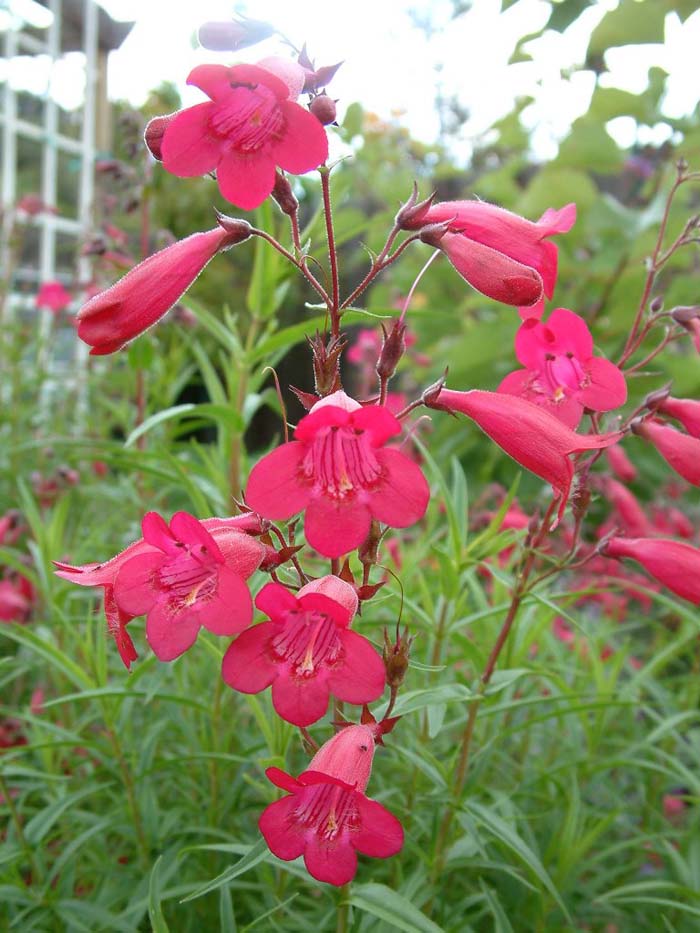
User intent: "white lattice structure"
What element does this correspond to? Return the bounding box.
[1,0,132,401]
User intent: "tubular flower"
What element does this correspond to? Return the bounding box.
[54,512,265,666]
[158,59,328,210]
[606,443,637,483]
[222,576,385,726]
[259,725,403,885]
[633,419,700,486]
[245,390,430,558]
[404,199,575,306]
[657,397,700,439]
[498,308,627,428]
[76,224,249,354]
[602,537,700,605]
[428,388,622,524]
[604,478,651,537]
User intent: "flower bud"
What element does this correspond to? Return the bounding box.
[395,183,436,230]
[271,172,299,216]
[214,210,253,244]
[144,113,176,162]
[308,332,346,396]
[383,626,413,689]
[197,18,274,52]
[650,296,664,313]
[309,94,337,126]
[376,319,407,381]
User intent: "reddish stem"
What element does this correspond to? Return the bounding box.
[320,166,341,336]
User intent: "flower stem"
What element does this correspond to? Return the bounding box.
[336,883,351,933]
[319,166,341,336]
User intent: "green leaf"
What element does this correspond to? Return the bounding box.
[180,838,270,902]
[463,802,571,922]
[350,883,445,933]
[588,0,666,56]
[392,683,473,716]
[149,856,172,933]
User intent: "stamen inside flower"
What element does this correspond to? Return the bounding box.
[301,426,383,499]
[271,609,342,676]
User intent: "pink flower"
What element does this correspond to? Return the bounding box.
[498,309,627,428]
[55,512,265,666]
[158,59,328,210]
[0,576,34,623]
[222,575,384,726]
[602,536,700,605]
[36,281,72,313]
[259,725,403,885]
[245,390,430,558]
[606,443,637,483]
[404,199,575,306]
[76,223,250,355]
[604,478,651,537]
[634,419,700,486]
[552,616,575,646]
[658,397,700,439]
[428,388,622,524]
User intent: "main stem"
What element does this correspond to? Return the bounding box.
[432,497,557,876]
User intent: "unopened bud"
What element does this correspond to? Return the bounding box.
[418,219,453,247]
[271,172,299,216]
[214,210,253,245]
[383,626,413,688]
[644,384,672,410]
[358,520,382,566]
[376,319,407,381]
[197,18,274,52]
[144,113,176,162]
[308,332,346,396]
[395,183,436,230]
[650,296,663,313]
[309,94,337,126]
[571,477,591,522]
[671,305,700,326]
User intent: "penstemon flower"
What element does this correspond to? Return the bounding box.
[245,390,430,558]
[259,725,403,885]
[222,576,385,726]
[602,537,700,605]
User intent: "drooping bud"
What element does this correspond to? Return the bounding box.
[197,17,274,52]
[383,626,413,689]
[144,113,176,162]
[376,319,407,381]
[309,94,337,126]
[632,418,700,486]
[271,172,299,216]
[214,210,253,244]
[658,396,700,439]
[395,183,436,230]
[602,536,700,605]
[307,724,376,793]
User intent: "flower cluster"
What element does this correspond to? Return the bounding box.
[53,16,700,891]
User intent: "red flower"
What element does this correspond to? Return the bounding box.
[259,725,403,885]
[54,512,264,666]
[603,536,700,605]
[404,199,575,306]
[245,390,430,558]
[606,443,637,483]
[603,478,651,538]
[428,388,622,524]
[634,419,700,486]
[0,575,34,623]
[76,224,249,355]
[658,396,700,439]
[36,281,71,313]
[159,59,328,210]
[498,308,627,428]
[222,575,384,726]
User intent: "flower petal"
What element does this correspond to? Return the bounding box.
[304,495,372,558]
[216,151,277,211]
[581,356,627,411]
[271,670,330,726]
[368,448,430,528]
[259,796,306,861]
[328,631,385,704]
[145,600,200,661]
[160,102,221,177]
[273,100,328,174]
[245,442,309,521]
[354,796,404,858]
[114,552,164,616]
[304,831,358,886]
[221,623,278,691]
[199,566,253,635]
